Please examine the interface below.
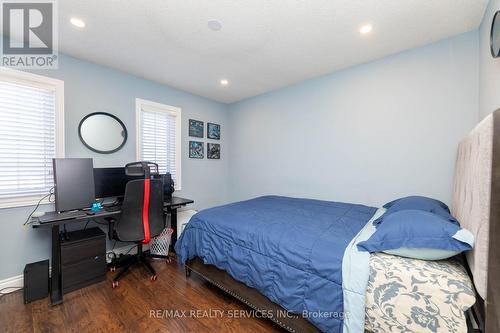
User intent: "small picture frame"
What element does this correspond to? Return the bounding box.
[207,122,221,140]
[189,141,204,159]
[189,119,204,138]
[207,143,220,159]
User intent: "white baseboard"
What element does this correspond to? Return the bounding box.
[0,274,24,294]
[0,244,150,295]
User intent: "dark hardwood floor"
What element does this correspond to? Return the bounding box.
[0,257,284,333]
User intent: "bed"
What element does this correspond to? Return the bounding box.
[176,196,378,332]
[175,109,500,333]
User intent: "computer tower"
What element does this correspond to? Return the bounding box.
[61,227,106,294]
[23,260,49,303]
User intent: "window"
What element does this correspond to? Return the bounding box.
[0,69,64,208]
[136,98,181,190]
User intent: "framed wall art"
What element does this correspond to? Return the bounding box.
[189,119,204,138]
[189,141,204,158]
[207,122,220,140]
[207,143,220,159]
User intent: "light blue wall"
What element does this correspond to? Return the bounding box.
[479,0,500,120]
[0,54,229,280]
[227,32,479,207]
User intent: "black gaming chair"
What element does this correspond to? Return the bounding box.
[108,161,165,287]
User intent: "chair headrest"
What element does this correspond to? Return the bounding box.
[125,161,159,178]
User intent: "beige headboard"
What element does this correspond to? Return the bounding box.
[451,114,493,301]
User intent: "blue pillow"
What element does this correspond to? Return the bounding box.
[383,195,450,211]
[380,196,459,226]
[383,247,463,260]
[358,210,474,259]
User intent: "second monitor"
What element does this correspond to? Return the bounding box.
[93,167,139,199]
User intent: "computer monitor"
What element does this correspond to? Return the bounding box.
[94,167,134,199]
[53,158,95,212]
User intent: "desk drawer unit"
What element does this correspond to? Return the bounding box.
[60,227,106,294]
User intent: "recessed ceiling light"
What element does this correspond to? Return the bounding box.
[70,17,86,28]
[220,79,229,86]
[208,20,222,31]
[359,24,373,35]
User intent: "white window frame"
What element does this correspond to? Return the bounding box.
[0,68,65,208]
[136,98,182,191]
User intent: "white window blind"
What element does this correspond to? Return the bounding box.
[0,80,57,202]
[137,100,181,189]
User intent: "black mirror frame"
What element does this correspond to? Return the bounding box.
[78,112,128,154]
[491,10,500,58]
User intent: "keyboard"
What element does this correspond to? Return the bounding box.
[38,211,87,223]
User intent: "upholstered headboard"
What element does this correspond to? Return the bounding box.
[452,114,493,300]
[451,110,500,332]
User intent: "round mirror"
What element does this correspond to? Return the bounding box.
[78,112,127,154]
[491,11,500,58]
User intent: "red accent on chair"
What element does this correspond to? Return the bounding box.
[142,178,151,244]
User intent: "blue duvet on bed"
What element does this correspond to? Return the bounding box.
[175,196,377,332]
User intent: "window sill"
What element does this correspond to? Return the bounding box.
[0,196,52,210]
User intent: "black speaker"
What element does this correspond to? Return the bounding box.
[162,172,175,199]
[23,260,49,304]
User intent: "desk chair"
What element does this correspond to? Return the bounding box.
[108,162,165,288]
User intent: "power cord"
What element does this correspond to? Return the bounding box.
[107,240,118,262]
[91,219,107,226]
[123,244,137,255]
[84,217,108,230]
[24,187,54,226]
[110,244,136,260]
[107,242,136,265]
[48,188,55,203]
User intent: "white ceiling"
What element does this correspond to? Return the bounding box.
[56,0,487,103]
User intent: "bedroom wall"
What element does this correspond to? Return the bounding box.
[227,31,479,207]
[479,0,500,120]
[0,53,229,281]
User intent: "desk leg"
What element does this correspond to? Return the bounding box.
[169,208,178,253]
[50,225,63,305]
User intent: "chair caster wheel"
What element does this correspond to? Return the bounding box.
[112,281,119,288]
[150,275,157,282]
[110,266,116,272]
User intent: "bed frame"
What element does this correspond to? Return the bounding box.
[185,109,500,333]
[186,257,321,332]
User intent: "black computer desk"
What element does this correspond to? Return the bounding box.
[31,196,194,305]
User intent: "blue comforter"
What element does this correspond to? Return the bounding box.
[175,196,377,332]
